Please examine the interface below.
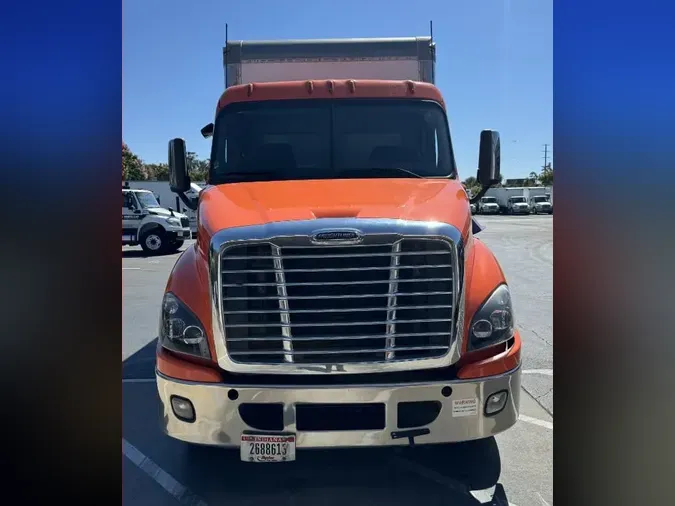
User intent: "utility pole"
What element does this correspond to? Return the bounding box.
[542,144,550,170]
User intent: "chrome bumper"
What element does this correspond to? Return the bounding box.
[156,365,521,449]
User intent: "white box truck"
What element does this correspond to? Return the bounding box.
[487,187,530,215]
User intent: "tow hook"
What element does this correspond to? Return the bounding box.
[390,428,431,447]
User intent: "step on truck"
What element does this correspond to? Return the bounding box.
[156,35,521,463]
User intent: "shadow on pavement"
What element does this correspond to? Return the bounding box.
[122,249,153,258]
[123,338,158,379]
[123,343,512,506]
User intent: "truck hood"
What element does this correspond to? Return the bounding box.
[146,207,187,219]
[199,178,472,239]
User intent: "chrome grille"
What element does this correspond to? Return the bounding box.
[220,238,455,365]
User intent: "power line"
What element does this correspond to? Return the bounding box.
[542,144,551,170]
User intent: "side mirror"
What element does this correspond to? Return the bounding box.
[168,138,190,193]
[201,123,214,139]
[477,130,501,186]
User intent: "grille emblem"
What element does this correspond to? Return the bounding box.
[311,229,364,245]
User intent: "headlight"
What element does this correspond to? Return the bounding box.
[468,284,514,350]
[159,292,210,358]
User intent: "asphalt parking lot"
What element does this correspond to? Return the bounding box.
[123,214,553,506]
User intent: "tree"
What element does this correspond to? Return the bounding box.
[527,171,539,186]
[462,176,477,188]
[539,164,553,186]
[461,176,481,197]
[186,151,209,182]
[144,163,169,181]
[122,143,146,181]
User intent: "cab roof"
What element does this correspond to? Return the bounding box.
[215,79,446,115]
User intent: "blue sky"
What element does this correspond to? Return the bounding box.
[123,0,551,180]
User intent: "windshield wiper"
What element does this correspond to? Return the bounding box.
[335,167,433,179]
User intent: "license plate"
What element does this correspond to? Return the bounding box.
[240,434,296,463]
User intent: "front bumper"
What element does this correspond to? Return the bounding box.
[512,207,530,214]
[156,365,521,449]
[482,207,500,214]
[166,228,192,241]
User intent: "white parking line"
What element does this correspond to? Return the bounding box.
[537,492,552,505]
[122,438,208,506]
[519,414,553,430]
[122,267,141,270]
[393,456,519,505]
[522,369,553,376]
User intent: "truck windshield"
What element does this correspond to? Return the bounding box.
[511,197,526,203]
[533,196,547,202]
[482,197,496,203]
[135,192,160,209]
[210,99,456,183]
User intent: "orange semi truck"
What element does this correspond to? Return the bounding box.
[156,36,521,463]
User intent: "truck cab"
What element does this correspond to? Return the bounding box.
[478,196,500,214]
[507,196,530,215]
[155,37,521,463]
[530,194,553,214]
[122,187,192,254]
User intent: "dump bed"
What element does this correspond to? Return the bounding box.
[223,37,436,89]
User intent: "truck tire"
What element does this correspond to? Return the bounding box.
[140,228,166,255]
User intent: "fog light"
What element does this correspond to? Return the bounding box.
[485,391,508,416]
[170,395,195,423]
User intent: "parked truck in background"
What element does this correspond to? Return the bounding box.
[125,180,204,236]
[465,187,477,214]
[506,195,530,214]
[488,187,528,214]
[122,184,192,254]
[529,194,553,214]
[477,195,500,214]
[156,36,521,466]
